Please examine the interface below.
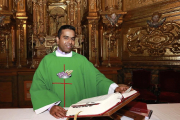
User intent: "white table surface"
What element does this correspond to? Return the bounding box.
[147,103,180,120]
[0,103,180,120]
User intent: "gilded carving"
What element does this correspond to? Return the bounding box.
[126,18,180,56]
[27,0,33,13]
[124,0,168,11]
[83,0,87,10]
[27,25,34,59]
[103,28,119,52]
[105,13,121,26]
[70,1,74,25]
[0,16,5,25]
[49,7,66,35]
[90,0,95,9]
[19,20,24,54]
[32,0,37,2]
[80,0,88,14]
[118,0,122,10]
[37,50,47,57]
[147,12,166,28]
[97,0,100,11]
[0,35,6,53]
[19,0,24,10]
[91,21,96,50]
[0,0,8,9]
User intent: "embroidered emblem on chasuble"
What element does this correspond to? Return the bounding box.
[52,64,73,107]
[57,70,73,79]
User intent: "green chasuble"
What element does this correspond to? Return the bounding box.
[30,51,114,111]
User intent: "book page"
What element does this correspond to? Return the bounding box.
[67,93,123,116]
[122,90,137,98]
[74,93,122,105]
[67,91,138,116]
[124,86,132,93]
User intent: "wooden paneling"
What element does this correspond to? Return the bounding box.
[98,67,121,83]
[18,72,34,108]
[0,72,18,108]
[0,82,12,102]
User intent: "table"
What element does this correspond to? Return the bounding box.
[0,103,180,120]
[147,103,180,120]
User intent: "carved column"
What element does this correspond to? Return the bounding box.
[76,0,81,35]
[100,0,126,66]
[87,0,100,65]
[43,0,47,35]
[39,0,43,34]
[11,26,16,65]
[16,0,28,67]
[99,23,104,64]
[101,0,105,11]
[32,0,37,35]
[70,0,74,25]
[36,1,40,35]
[66,0,70,25]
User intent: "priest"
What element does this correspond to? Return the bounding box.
[30,25,129,119]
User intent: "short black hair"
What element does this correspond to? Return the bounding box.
[57,25,76,38]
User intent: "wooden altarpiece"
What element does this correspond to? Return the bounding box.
[30,0,85,68]
[86,0,127,67]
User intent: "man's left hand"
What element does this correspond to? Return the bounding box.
[114,84,130,93]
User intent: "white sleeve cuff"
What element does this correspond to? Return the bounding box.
[48,101,61,111]
[35,101,61,114]
[108,83,119,94]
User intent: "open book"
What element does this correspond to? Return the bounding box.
[66,89,137,117]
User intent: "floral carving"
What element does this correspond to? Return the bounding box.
[127,21,180,56]
[142,30,174,49]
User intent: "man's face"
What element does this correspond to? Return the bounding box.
[57,29,75,53]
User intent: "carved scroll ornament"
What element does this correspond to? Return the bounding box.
[127,22,180,56]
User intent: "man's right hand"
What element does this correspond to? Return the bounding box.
[50,105,67,119]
